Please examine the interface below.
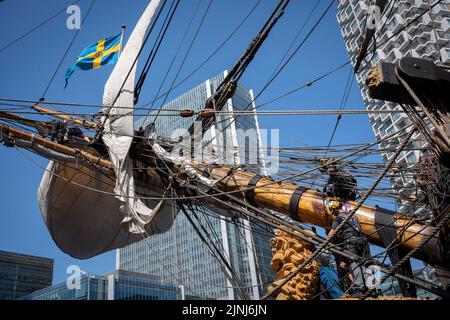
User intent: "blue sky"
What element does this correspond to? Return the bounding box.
[0,0,387,284]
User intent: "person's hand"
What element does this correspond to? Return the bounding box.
[327,229,336,239]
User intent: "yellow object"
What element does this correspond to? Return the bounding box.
[268,229,320,300]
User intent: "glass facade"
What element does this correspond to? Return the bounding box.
[120,71,275,300]
[110,270,177,300]
[0,250,53,300]
[136,71,265,168]
[19,274,106,300]
[20,270,177,300]
[337,0,450,217]
[379,268,441,299]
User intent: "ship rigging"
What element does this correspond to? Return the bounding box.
[0,0,449,300]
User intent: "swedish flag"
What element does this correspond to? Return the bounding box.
[65,33,121,88]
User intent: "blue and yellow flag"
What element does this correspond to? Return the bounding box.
[65,33,121,87]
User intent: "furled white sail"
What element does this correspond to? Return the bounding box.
[101,0,162,234]
[38,160,176,259]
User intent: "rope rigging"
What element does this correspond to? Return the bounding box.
[201,0,337,149]
[0,0,449,300]
[186,0,291,136]
[94,0,169,138]
[0,0,82,54]
[261,128,417,299]
[134,0,181,105]
[138,0,264,110]
[150,0,213,125]
[41,0,97,99]
[8,129,448,298]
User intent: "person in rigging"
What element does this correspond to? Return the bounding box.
[50,120,92,144]
[321,160,371,297]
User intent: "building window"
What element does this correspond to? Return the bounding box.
[386,51,397,62]
[423,43,438,55]
[350,19,358,33]
[354,2,362,15]
[406,152,417,164]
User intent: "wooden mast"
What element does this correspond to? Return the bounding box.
[193,164,447,267]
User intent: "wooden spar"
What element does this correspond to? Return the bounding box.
[0,123,113,170]
[0,121,447,267]
[32,105,98,129]
[193,164,448,267]
[0,111,50,132]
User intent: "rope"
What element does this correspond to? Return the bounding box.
[0,0,82,54]
[362,205,450,299]
[151,0,213,124]
[261,128,416,299]
[42,0,96,98]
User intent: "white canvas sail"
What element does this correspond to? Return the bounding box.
[37,159,176,259]
[101,0,162,234]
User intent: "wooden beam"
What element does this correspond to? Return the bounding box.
[32,105,97,129]
[0,111,50,133]
[0,123,112,169]
[194,164,447,267]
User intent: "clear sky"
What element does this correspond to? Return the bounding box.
[0,0,387,284]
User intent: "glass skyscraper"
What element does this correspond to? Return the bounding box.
[20,270,177,300]
[107,270,177,300]
[0,250,53,300]
[19,273,107,300]
[337,0,450,217]
[119,71,275,300]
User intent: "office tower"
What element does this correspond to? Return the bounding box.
[119,71,275,300]
[20,273,107,300]
[0,250,53,300]
[337,0,450,216]
[20,270,177,300]
[378,267,441,298]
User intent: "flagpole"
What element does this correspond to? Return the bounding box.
[119,25,126,56]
